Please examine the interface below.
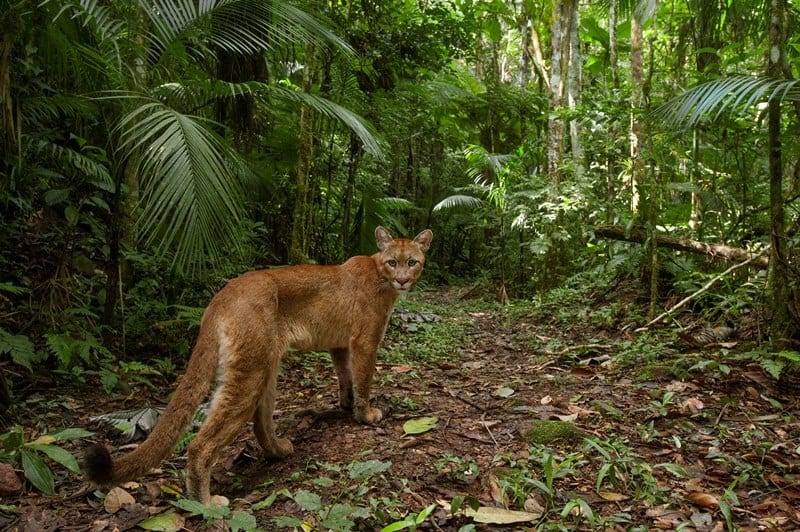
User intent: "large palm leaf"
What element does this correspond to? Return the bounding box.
[45,0,371,274]
[116,100,245,273]
[653,75,800,127]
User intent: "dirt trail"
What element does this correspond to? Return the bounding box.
[3,290,800,530]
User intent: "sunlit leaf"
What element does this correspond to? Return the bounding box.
[138,510,186,532]
[403,417,439,435]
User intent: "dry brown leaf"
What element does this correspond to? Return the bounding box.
[555,413,579,422]
[208,494,230,507]
[567,404,594,417]
[680,397,704,414]
[392,364,414,373]
[104,487,135,514]
[465,506,540,524]
[686,491,718,508]
[598,491,630,502]
[523,495,546,513]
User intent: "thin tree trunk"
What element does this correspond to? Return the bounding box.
[288,43,316,264]
[567,4,583,176]
[609,0,619,90]
[767,0,795,338]
[630,15,644,214]
[545,0,567,183]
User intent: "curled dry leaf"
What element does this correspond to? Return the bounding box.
[686,491,718,508]
[208,494,230,507]
[598,491,630,502]
[680,397,705,414]
[104,487,136,514]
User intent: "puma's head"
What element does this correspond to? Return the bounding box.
[375,226,433,293]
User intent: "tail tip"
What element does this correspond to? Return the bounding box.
[82,444,114,485]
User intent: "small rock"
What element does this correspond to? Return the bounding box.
[0,462,22,496]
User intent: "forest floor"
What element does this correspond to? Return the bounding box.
[2,284,800,531]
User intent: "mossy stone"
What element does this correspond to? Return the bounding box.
[517,419,584,445]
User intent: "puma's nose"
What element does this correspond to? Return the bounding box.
[396,277,410,287]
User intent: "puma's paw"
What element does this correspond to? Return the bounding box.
[266,438,294,459]
[339,391,354,410]
[355,405,383,425]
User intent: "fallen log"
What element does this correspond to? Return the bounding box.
[593,225,770,268]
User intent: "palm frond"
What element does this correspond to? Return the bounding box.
[143,0,352,63]
[142,80,383,157]
[116,100,245,274]
[433,195,483,212]
[653,75,800,128]
[26,139,113,188]
[268,84,383,158]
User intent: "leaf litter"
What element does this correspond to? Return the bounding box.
[3,288,800,530]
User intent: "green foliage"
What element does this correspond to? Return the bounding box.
[0,328,41,372]
[257,454,408,530]
[0,427,92,495]
[170,497,256,531]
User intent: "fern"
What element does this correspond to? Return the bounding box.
[45,332,113,370]
[0,328,43,372]
[0,282,29,296]
[761,358,785,380]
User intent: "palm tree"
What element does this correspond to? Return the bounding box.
[654,74,800,340]
[29,0,381,321]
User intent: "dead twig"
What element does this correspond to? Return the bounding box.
[481,412,499,447]
[446,387,486,412]
[636,252,767,332]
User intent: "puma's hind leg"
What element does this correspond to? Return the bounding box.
[252,357,293,458]
[185,369,264,503]
[330,347,354,411]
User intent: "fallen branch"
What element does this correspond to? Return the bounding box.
[593,225,769,268]
[636,252,768,331]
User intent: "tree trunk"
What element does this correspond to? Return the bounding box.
[593,225,770,267]
[766,0,796,339]
[629,15,644,214]
[545,0,567,183]
[609,0,619,90]
[567,4,583,175]
[288,44,317,264]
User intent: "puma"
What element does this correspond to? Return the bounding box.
[84,226,433,503]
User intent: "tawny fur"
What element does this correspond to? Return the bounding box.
[83,227,432,503]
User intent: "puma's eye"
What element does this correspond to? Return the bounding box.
[387,259,397,267]
[408,259,418,266]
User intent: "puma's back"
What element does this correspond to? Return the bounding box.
[84,227,433,503]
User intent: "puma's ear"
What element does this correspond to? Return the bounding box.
[413,229,433,252]
[375,226,394,251]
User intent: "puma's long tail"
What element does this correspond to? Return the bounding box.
[83,326,219,487]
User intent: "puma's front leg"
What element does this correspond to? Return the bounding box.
[330,347,354,410]
[350,339,382,425]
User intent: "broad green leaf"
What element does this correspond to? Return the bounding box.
[26,444,81,473]
[0,427,24,452]
[348,459,391,480]
[19,448,55,495]
[292,489,322,511]
[272,515,305,528]
[138,510,185,531]
[402,417,439,435]
[228,510,257,532]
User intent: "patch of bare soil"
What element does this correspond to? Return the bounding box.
[2,289,800,530]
